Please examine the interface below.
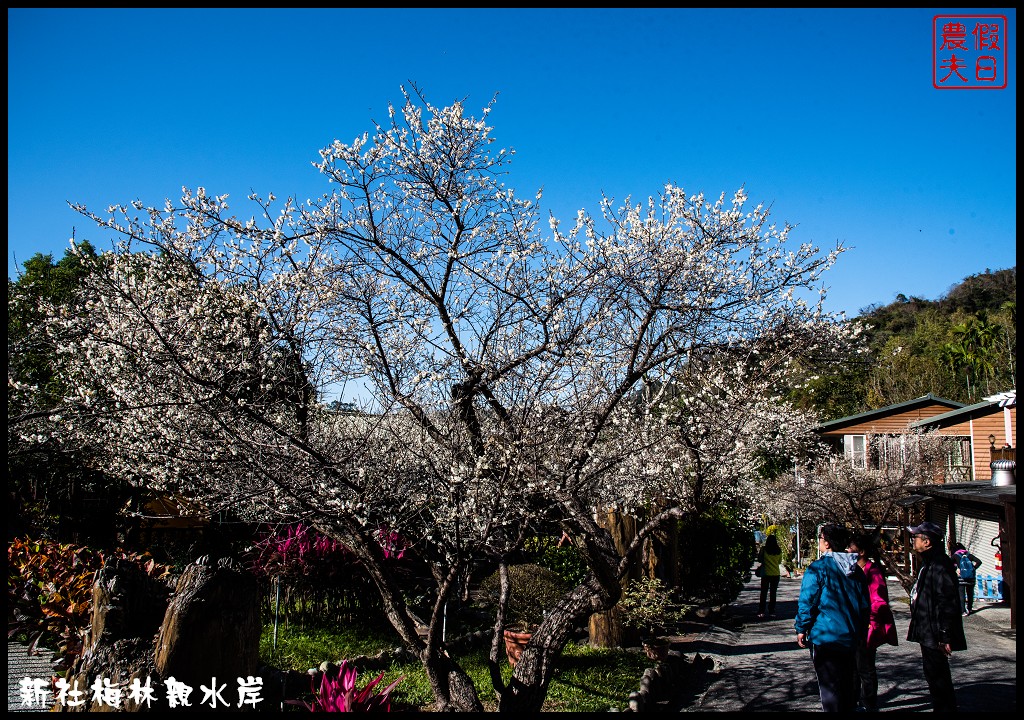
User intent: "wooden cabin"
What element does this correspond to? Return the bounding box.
[815,394,967,479]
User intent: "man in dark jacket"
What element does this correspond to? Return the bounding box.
[794,524,869,712]
[906,521,967,712]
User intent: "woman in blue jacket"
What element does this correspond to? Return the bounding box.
[794,524,869,712]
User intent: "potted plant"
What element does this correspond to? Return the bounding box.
[620,576,679,661]
[476,563,569,666]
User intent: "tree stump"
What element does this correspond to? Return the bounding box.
[62,558,171,712]
[59,555,262,712]
[86,558,171,650]
[154,556,262,706]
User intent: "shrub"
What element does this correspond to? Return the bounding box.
[476,563,569,631]
[6,536,171,670]
[522,533,589,586]
[676,507,756,605]
[619,577,683,639]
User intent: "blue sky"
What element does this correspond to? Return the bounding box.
[7,8,1017,318]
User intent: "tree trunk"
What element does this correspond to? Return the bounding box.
[498,576,616,713]
[587,605,631,648]
[588,508,642,648]
[498,513,629,713]
[422,654,485,712]
[322,519,483,712]
[497,503,687,712]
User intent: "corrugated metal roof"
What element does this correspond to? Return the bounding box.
[909,481,1016,507]
[896,493,932,507]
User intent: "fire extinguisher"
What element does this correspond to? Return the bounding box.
[994,549,1002,574]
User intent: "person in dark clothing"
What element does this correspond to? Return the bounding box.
[951,542,982,615]
[794,524,869,712]
[906,521,967,713]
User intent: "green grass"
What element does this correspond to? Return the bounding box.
[369,643,650,712]
[260,620,650,711]
[259,616,401,672]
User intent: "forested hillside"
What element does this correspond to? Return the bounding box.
[790,267,1016,421]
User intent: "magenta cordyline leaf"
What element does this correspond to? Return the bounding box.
[250,522,392,579]
[353,672,403,710]
[318,665,353,711]
[339,662,357,693]
[314,535,340,557]
[375,528,407,560]
[297,662,402,712]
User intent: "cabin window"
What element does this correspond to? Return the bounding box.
[944,436,973,482]
[844,434,867,469]
[869,434,909,471]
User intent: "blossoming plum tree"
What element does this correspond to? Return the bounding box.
[23,85,850,711]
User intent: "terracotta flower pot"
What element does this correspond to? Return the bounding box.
[503,628,534,667]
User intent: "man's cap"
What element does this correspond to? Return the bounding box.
[907,521,944,540]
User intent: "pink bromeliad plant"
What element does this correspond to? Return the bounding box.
[293,661,403,712]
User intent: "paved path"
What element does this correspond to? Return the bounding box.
[8,575,1014,713]
[7,642,58,712]
[671,569,1016,712]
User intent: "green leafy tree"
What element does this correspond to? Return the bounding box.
[7,241,126,544]
[9,241,99,408]
[867,335,951,408]
[810,268,1015,413]
[787,366,870,421]
[942,316,1001,401]
[676,506,756,604]
[938,267,1016,315]
[995,301,1016,382]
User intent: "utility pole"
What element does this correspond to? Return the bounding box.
[794,459,803,569]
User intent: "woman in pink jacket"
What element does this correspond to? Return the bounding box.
[848,533,898,712]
